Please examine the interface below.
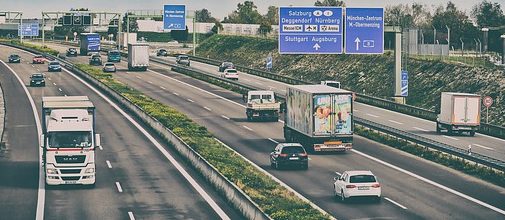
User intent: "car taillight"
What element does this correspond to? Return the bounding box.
[279,154,288,157]
[346,185,356,189]
[372,183,380,188]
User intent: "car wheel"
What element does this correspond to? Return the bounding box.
[375,196,381,203]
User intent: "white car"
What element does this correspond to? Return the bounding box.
[221,69,239,80]
[333,170,381,202]
[103,62,116,72]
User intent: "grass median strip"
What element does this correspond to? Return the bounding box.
[1,40,60,56]
[74,64,330,220]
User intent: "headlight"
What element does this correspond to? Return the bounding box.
[85,168,95,173]
[46,168,57,174]
[41,80,45,82]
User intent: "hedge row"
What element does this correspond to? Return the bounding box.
[74,64,330,220]
[355,125,505,187]
[6,40,60,56]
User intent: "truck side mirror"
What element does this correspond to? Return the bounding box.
[95,134,101,148]
[40,134,45,148]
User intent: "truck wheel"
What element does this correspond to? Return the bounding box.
[469,131,475,136]
[448,127,453,135]
[436,122,441,133]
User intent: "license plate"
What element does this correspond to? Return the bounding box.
[358,186,369,190]
[65,181,77,184]
[289,157,299,160]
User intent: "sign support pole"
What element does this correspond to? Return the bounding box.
[193,14,196,56]
[394,29,402,98]
[19,13,23,43]
[487,107,489,123]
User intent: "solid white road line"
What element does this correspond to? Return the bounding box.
[187,99,195,103]
[388,120,403,125]
[443,135,459,141]
[367,113,379,118]
[413,127,429,132]
[203,106,212,111]
[63,68,231,219]
[106,160,112,169]
[473,144,494,151]
[221,115,230,120]
[115,182,123,193]
[385,197,408,210]
[1,60,45,220]
[242,125,253,131]
[268,138,279,144]
[352,149,505,215]
[128,212,135,220]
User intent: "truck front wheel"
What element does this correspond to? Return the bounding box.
[469,131,475,136]
[436,122,441,133]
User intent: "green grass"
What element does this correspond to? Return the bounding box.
[7,40,60,56]
[410,54,495,68]
[74,64,330,220]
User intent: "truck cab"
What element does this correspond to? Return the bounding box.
[41,96,100,186]
[246,90,280,121]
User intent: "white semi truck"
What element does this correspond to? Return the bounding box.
[41,96,100,186]
[128,43,149,71]
[284,85,353,152]
[436,92,481,136]
[245,90,281,121]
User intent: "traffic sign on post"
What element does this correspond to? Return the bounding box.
[345,8,384,54]
[279,7,343,54]
[401,70,408,97]
[18,23,39,37]
[163,5,186,31]
[483,96,493,108]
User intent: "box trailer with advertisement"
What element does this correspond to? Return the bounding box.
[436,92,481,136]
[284,85,353,152]
[79,33,101,55]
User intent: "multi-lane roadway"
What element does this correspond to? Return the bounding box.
[31,42,505,219]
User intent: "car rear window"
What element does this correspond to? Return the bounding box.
[179,56,189,60]
[109,51,120,55]
[105,63,114,66]
[32,74,43,78]
[50,62,59,65]
[281,146,305,154]
[226,70,237,73]
[349,175,376,183]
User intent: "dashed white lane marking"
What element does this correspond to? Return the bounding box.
[115,182,123,193]
[388,120,403,125]
[135,75,141,79]
[99,145,103,151]
[354,109,359,112]
[173,92,179,96]
[160,86,167,90]
[36,68,40,72]
[47,77,51,80]
[58,88,63,92]
[268,138,279,144]
[443,135,459,141]
[242,78,251,82]
[268,86,277,90]
[52,82,56,86]
[413,127,429,132]
[148,81,153,84]
[473,144,494,151]
[242,125,253,131]
[254,81,262,85]
[385,197,408,210]
[221,115,230,120]
[367,113,379,118]
[187,99,195,103]
[203,106,212,111]
[106,160,112,169]
[128,212,135,220]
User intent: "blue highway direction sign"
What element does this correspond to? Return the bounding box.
[401,70,408,97]
[345,8,384,54]
[164,5,186,30]
[18,23,39,37]
[279,7,343,54]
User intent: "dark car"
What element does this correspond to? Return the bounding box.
[66,48,78,57]
[270,143,309,170]
[156,48,168,56]
[89,57,102,66]
[30,73,45,87]
[8,54,21,63]
[48,61,62,72]
[176,55,190,66]
[219,62,235,72]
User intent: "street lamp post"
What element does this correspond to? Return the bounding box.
[482,28,489,52]
[501,35,505,64]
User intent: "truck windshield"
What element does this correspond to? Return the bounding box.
[48,131,92,148]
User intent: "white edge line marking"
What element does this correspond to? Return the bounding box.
[213,138,334,218]
[443,135,459,141]
[128,212,135,220]
[221,115,230,120]
[473,144,494,150]
[106,160,112,169]
[385,197,408,210]
[268,138,279,144]
[388,120,403,125]
[242,125,253,131]
[367,113,379,118]
[115,182,123,192]
[351,149,505,215]
[0,60,46,220]
[62,68,230,219]
[413,127,429,132]
[203,106,212,111]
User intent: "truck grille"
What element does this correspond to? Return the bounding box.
[61,176,80,181]
[59,169,81,174]
[55,155,86,163]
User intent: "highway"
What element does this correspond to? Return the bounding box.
[37,42,505,219]
[0,45,242,219]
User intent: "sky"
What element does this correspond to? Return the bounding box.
[1,0,503,19]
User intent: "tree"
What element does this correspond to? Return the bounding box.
[314,0,345,7]
[265,6,279,25]
[223,1,263,24]
[471,0,505,27]
[195,9,217,23]
[258,20,273,36]
[431,2,478,48]
[385,3,431,28]
[122,13,139,32]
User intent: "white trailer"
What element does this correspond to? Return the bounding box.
[41,96,101,186]
[436,92,481,136]
[128,43,149,71]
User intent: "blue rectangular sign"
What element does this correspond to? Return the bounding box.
[345,8,384,54]
[401,70,408,97]
[164,5,186,30]
[279,7,343,54]
[18,23,39,37]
